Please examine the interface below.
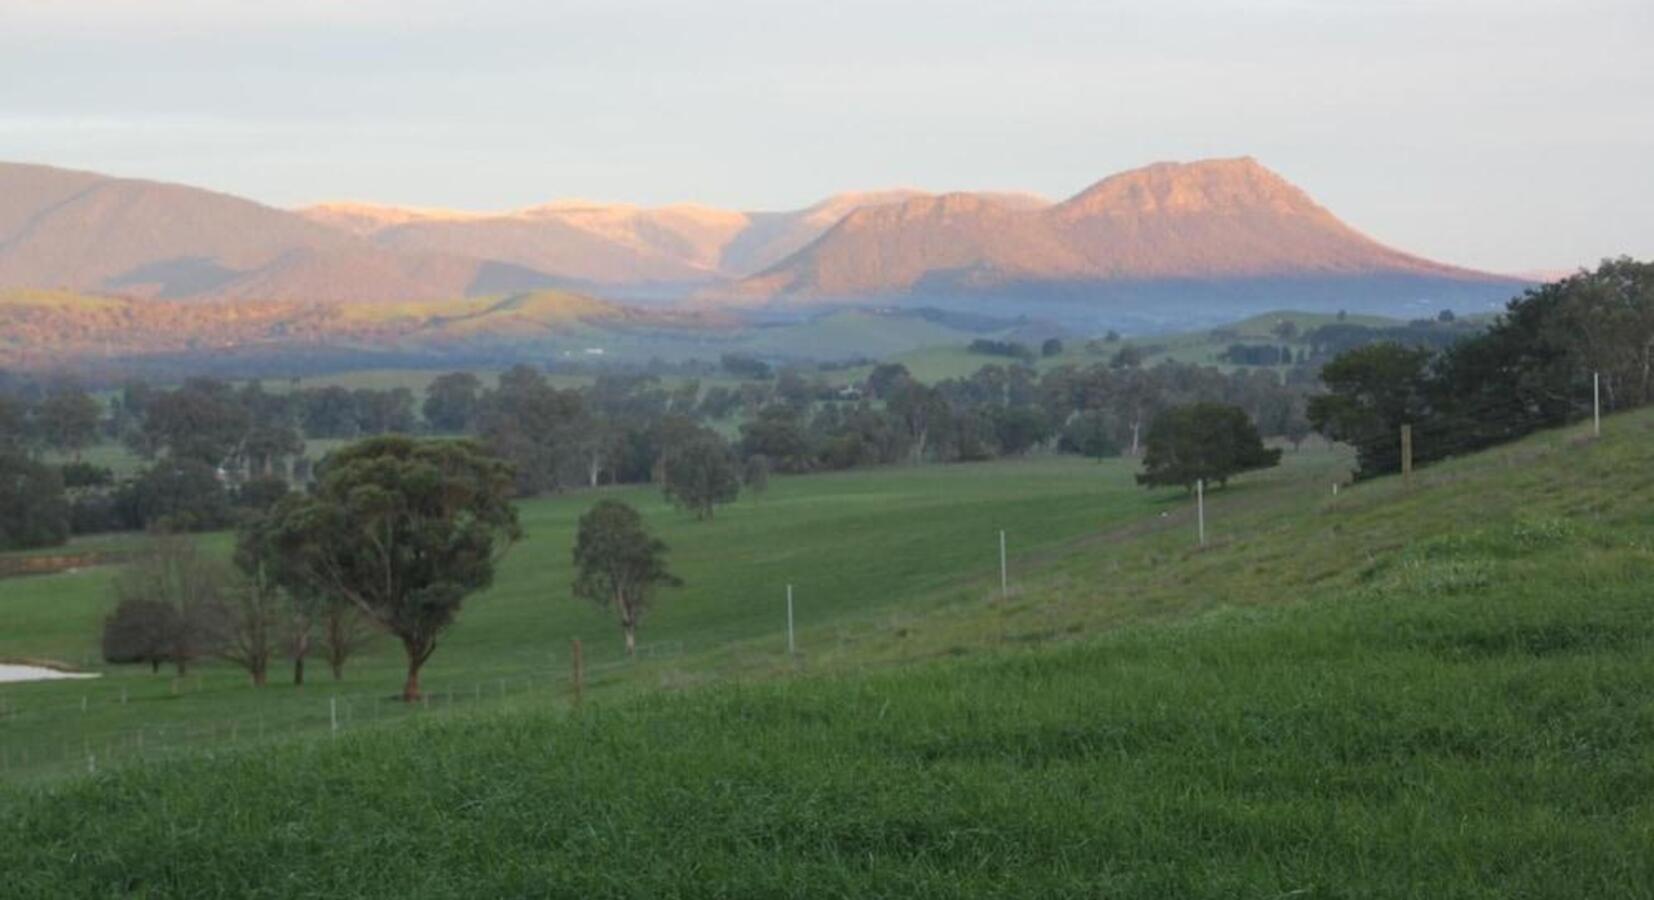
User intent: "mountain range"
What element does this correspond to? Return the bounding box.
[722,158,1492,301]
[0,157,1519,311]
[297,189,1049,287]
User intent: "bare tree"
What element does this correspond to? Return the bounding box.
[219,566,281,687]
[321,601,375,680]
[110,533,227,676]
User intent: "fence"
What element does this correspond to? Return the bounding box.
[0,642,687,783]
[5,396,1620,784]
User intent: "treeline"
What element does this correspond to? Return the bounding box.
[1311,258,1654,478]
[1,329,1320,549]
[1210,313,1474,370]
[449,358,1313,512]
[0,355,1319,548]
[1299,314,1476,362]
[0,377,434,548]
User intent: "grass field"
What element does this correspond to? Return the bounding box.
[1,452,1237,782]
[3,409,1652,896]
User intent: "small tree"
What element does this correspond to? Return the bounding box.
[1136,403,1282,492]
[1306,343,1434,478]
[109,533,227,676]
[236,504,321,685]
[268,437,520,700]
[572,500,680,657]
[248,489,377,683]
[219,566,281,687]
[1041,337,1064,357]
[101,597,177,673]
[663,435,740,520]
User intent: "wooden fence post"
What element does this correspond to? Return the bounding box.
[1401,423,1413,485]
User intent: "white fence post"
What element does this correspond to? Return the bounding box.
[1594,371,1602,436]
[1197,479,1206,546]
[999,530,1008,597]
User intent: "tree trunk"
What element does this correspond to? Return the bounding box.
[402,656,424,702]
[292,617,312,685]
[330,657,344,680]
[150,659,160,674]
[251,666,267,688]
[617,591,637,657]
[401,638,431,701]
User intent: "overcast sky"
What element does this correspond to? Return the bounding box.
[1,0,1648,272]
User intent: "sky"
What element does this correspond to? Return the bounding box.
[1,0,1649,273]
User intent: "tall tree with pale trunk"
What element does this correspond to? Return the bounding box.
[571,500,680,657]
[268,437,519,700]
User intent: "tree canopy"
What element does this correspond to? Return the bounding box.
[1137,403,1281,491]
[663,433,740,519]
[1309,258,1654,479]
[571,499,680,656]
[265,437,520,700]
[0,451,69,550]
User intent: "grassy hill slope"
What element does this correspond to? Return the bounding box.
[0,456,1201,782]
[4,412,1653,896]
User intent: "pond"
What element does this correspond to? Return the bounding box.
[0,663,101,684]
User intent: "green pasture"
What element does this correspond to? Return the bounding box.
[2,452,1257,780]
[3,408,1652,897]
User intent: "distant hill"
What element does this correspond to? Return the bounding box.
[0,287,1036,373]
[298,190,1050,289]
[0,157,1523,328]
[0,287,731,370]
[710,158,1524,323]
[0,163,532,303]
